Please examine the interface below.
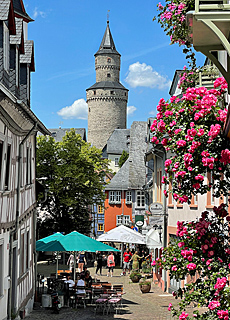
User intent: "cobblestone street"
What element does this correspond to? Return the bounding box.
[26,263,177,320]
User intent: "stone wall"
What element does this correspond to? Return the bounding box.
[95,54,120,82]
[87,96,127,149]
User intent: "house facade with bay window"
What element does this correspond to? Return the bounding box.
[0,1,49,319]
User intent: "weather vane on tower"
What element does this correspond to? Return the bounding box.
[107,10,110,23]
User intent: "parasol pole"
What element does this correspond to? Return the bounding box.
[56,251,59,279]
[73,252,76,282]
[120,243,124,267]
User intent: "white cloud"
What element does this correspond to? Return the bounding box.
[149,110,155,116]
[125,62,171,90]
[33,7,46,19]
[127,106,136,116]
[57,99,88,120]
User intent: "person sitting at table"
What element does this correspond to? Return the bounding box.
[76,274,86,294]
[85,271,92,304]
[64,274,75,288]
[81,265,88,277]
[85,271,92,288]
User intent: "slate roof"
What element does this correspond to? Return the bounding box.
[105,159,130,190]
[20,40,33,63]
[13,0,33,21]
[95,21,120,56]
[10,17,23,44]
[48,128,87,142]
[0,0,10,20]
[106,129,130,155]
[12,0,23,12]
[86,81,128,91]
[105,121,147,191]
[128,121,148,189]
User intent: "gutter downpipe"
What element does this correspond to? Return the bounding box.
[154,148,167,292]
[8,123,37,320]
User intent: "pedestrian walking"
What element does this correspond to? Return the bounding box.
[107,252,115,277]
[78,251,87,273]
[95,251,103,275]
[67,253,74,271]
[123,248,132,275]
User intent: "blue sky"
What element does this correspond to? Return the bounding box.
[23,0,205,131]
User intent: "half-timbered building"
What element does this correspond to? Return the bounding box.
[0,1,49,319]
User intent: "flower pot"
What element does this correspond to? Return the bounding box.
[139,281,151,293]
[131,276,140,283]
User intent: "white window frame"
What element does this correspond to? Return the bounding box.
[109,191,121,204]
[116,191,121,202]
[136,190,145,208]
[126,191,132,204]
[116,215,130,226]
[4,142,11,191]
[109,191,115,203]
[115,157,119,167]
[20,231,25,275]
[3,22,9,72]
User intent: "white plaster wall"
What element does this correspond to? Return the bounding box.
[108,154,120,172]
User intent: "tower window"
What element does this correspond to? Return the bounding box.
[94,91,96,95]
[107,58,111,63]
[125,92,127,96]
[107,73,111,78]
[110,91,114,95]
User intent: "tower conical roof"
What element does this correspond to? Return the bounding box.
[95,21,120,56]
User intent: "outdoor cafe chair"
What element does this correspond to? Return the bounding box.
[106,297,122,315]
[92,287,104,303]
[75,286,86,308]
[94,297,108,315]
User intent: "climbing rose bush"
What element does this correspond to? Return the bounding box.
[152,205,230,319]
[151,77,230,203]
[178,65,220,92]
[156,0,195,46]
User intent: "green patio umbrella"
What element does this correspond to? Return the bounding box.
[61,231,120,252]
[36,232,64,247]
[61,231,120,281]
[36,240,66,252]
[36,233,65,278]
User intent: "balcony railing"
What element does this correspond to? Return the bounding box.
[195,0,230,13]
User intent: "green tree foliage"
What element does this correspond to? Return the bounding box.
[118,150,129,168]
[36,129,110,238]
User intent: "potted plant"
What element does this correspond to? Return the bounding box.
[129,270,141,283]
[139,277,151,293]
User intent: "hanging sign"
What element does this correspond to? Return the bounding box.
[135,215,144,227]
[149,202,163,215]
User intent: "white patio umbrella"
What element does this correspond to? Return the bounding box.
[97,225,146,244]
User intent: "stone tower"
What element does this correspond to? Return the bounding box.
[86,21,128,150]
